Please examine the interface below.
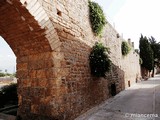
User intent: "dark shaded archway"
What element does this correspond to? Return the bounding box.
[0,0,62,119]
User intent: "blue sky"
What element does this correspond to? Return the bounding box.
[1,0,160,73]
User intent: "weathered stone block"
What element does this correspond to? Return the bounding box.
[36,70,46,79]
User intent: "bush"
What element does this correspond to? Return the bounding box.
[89,42,111,77]
[88,1,106,36]
[121,41,131,56]
[0,72,5,77]
[0,72,15,77]
[0,83,18,108]
[139,58,143,65]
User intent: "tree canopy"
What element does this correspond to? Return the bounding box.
[139,34,154,71]
[149,36,160,61]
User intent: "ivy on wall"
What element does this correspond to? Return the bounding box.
[88,1,106,36]
[89,42,111,77]
[139,58,143,65]
[121,41,131,56]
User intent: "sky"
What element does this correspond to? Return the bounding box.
[0,37,16,73]
[94,0,160,49]
[1,0,160,73]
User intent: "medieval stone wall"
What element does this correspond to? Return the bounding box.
[121,46,141,87]
[39,0,141,119]
[0,0,141,119]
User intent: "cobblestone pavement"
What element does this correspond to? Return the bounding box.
[76,74,160,120]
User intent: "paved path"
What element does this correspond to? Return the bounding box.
[76,74,160,120]
[0,113,16,120]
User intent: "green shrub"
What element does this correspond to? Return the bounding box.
[121,41,131,56]
[0,72,15,77]
[139,58,143,64]
[89,42,111,77]
[0,72,5,77]
[88,1,106,36]
[135,49,139,54]
[0,83,18,108]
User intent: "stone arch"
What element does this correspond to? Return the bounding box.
[0,0,62,119]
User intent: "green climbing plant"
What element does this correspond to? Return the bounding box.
[121,41,131,56]
[88,1,107,36]
[139,58,143,65]
[89,42,111,77]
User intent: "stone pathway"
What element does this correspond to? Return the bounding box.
[75,74,160,120]
[0,113,15,120]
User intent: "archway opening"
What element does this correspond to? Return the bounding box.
[0,0,55,119]
[0,36,17,116]
[0,36,16,74]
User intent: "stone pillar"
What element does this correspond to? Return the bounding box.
[132,42,134,48]
[128,38,131,45]
[17,52,63,119]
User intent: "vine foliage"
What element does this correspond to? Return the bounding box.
[121,41,131,56]
[88,1,106,36]
[89,42,111,77]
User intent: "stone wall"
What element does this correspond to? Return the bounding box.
[121,44,141,87]
[0,0,141,119]
[41,0,141,119]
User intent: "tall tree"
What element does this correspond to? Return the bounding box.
[149,36,160,76]
[139,34,154,76]
[149,36,160,60]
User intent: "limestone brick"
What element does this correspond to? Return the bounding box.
[0,0,141,119]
